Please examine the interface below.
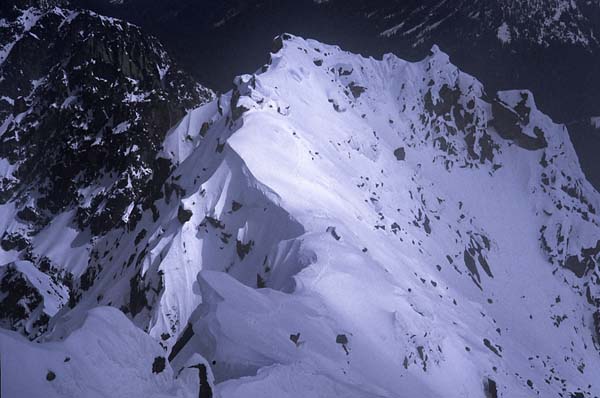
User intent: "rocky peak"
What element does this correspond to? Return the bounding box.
[0,2,212,335]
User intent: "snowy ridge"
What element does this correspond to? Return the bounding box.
[168,34,600,397]
[1,307,196,398]
[2,34,600,397]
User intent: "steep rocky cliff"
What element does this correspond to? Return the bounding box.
[0,0,212,336]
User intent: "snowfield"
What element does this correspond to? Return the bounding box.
[2,34,600,398]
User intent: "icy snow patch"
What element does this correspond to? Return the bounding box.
[497,22,512,44]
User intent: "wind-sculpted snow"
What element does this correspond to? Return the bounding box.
[2,33,600,397]
[0,306,202,398]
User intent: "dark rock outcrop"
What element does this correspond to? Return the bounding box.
[188,363,213,398]
[152,356,166,374]
[178,206,193,224]
[484,377,498,398]
[0,262,63,337]
[491,94,547,151]
[593,311,600,343]
[393,147,406,161]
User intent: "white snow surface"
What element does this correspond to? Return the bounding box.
[2,35,600,397]
[0,307,196,398]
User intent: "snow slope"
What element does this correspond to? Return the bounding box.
[0,307,196,398]
[2,34,600,397]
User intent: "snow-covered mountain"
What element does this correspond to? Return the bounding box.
[0,0,212,336]
[2,31,600,397]
[73,0,600,194]
[74,0,600,104]
[332,0,600,125]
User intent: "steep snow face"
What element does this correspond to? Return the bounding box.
[3,34,600,397]
[161,34,600,397]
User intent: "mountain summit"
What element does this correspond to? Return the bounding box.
[75,0,600,192]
